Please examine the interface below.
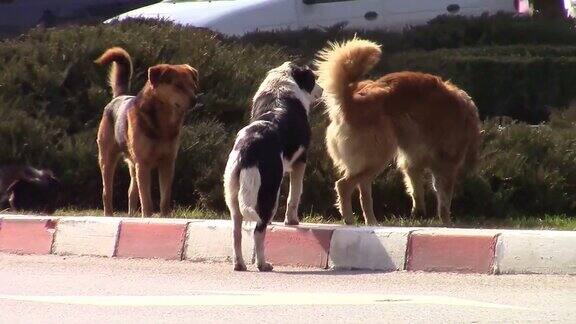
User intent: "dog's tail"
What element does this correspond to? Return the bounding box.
[314,37,382,116]
[237,167,261,222]
[95,47,133,98]
[224,151,261,222]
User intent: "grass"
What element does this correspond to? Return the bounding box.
[47,208,576,231]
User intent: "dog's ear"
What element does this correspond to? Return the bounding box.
[148,65,171,89]
[292,65,316,94]
[182,64,199,92]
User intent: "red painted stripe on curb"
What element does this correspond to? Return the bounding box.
[116,222,187,260]
[407,233,497,274]
[0,219,56,254]
[265,226,333,268]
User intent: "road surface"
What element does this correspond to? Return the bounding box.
[0,253,574,323]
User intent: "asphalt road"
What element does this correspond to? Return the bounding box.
[0,254,574,323]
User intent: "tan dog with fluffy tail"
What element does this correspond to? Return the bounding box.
[315,38,481,226]
[95,47,199,217]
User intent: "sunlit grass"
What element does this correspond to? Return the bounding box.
[49,208,576,230]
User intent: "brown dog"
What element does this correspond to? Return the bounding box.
[95,47,199,217]
[315,38,481,226]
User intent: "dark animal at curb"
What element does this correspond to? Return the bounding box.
[0,166,59,214]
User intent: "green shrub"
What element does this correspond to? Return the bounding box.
[239,15,576,123]
[0,20,287,211]
[383,45,576,123]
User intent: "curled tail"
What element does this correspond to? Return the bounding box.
[95,47,133,98]
[237,167,261,222]
[314,37,382,116]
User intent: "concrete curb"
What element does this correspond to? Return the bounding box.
[328,227,414,271]
[406,229,500,274]
[495,230,576,275]
[184,220,254,263]
[0,214,574,274]
[53,217,120,257]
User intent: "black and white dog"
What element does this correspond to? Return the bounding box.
[223,62,322,271]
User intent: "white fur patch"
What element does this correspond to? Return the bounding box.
[238,167,261,222]
[223,149,240,209]
[282,146,305,172]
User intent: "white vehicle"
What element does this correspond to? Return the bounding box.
[110,0,522,36]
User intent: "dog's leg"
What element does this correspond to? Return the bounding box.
[284,162,305,225]
[97,117,120,217]
[402,167,427,219]
[135,163,153,217]
[432,172,455,227]
[254,221,273,272]
[158,159,176,217]
[99,153,119,216]
[358,180,378,226]
[232,205,247,271]
[127,161,140,216]
[335,175,360,225]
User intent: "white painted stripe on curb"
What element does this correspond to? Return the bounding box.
[495,230,576,275]
[329,227,414,271]
[184,220,255,263]
[53,217,120,257]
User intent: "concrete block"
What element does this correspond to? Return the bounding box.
[265,225,334,268]
[116,221,188,260]
[407,229,499,274]
[0,217,57,254]
[53,217,120,257]
[329,227,413,271]
[495,230,576,274]
[184,220,254,263]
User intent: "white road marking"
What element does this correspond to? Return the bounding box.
[0,291,531,310]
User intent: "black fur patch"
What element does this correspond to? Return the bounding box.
[0,166,59,214]
[234,94,311,231]
[291,64,316,94]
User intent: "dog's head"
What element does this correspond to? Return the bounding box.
[7,168,60,214]
[287,62,323,101]
[258,62,323,104]
[148,63,200,113]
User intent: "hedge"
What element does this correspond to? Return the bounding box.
[383,46,576,123]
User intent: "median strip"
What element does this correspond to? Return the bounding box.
[0,214,574,275]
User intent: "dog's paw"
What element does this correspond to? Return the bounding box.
[233,263,248,272]
[257,262,273,272]
[343,217,355,226]
[284,219,299,226]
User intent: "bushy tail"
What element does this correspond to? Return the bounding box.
[94,47,133,98]
[314,37,382,114]
[238,167,261,222]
